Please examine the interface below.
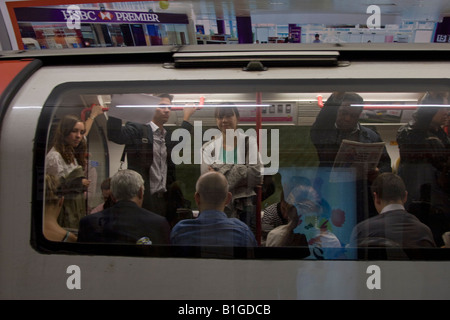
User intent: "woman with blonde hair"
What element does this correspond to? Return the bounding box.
[43,174,77,242]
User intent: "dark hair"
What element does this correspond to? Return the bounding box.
[324,92,364,108]
[214,106,240,119]
[336,92,364,116]
[371,173,406,202]
[419,91,448,105]
[52,114,87,168]
[154,93,174,102]
[101,178,111,191]
[341,92,364,105]
[413,91,448,128]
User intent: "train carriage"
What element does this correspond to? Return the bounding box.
[1,44,450,300]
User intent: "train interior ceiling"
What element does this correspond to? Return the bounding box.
[56,90,428,174]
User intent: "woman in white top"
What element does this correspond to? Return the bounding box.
[46,114,90,229]
[201,106,263,232]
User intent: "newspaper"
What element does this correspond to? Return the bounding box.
[107,94,161,124]
[330,139,385,182]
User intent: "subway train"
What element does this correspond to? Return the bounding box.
[1,43,450,300]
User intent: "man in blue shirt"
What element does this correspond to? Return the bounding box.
[170,171,258,247]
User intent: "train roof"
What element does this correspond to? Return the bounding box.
[1,43,450,67]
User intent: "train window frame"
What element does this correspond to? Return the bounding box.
[32,79,450,261]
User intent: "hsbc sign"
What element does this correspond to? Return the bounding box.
[61,8,162,23]
[15,6,188,25]
[98,12,115,21]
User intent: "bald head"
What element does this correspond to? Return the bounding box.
[195,171,231,211]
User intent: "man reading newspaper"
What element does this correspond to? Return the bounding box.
[310,92,392,222]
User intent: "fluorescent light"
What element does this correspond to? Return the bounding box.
[116,104,272,108]
[352,104,450,109]
[12,106,42,109]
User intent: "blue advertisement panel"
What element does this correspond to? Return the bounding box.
[278,167,357,259]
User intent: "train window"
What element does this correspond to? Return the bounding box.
[34,81,450,260]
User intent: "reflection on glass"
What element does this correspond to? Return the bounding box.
[41,90,450,259]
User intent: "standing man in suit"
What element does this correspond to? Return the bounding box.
[107,94,196,219]
[349,173,436,248]
[77,169,170,244]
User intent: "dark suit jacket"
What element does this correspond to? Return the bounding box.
[77,201,170,244]
[350,209,436,248]
[107,117,193,209]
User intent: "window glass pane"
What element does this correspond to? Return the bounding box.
[38,84,450,260]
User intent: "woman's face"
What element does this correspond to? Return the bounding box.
[216,109,238,133]
[431,107,450,127]
[65,121,85,148]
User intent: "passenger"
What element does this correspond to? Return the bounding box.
[442,232,450,248]
[84,103,104,136]
[201,106,263,234]
[106,93,197,219]
[310,92,392,222]
[43,174,77,242]
[445,109,450,137]
[313,33,321,43]
[170,171,258,247]
[77,169,170,244]
[349,173,436,248]
[396,92,450,246]
[310,92,392,172]
[90,177,113,214]
[397,92,450,201]
[261,175,311,241]
[45,114,90,229]
[269,184,342,259]
[265,191,306,247]
[261,190,289,242]
[165,181,193,228]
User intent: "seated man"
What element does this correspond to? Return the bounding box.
[170,171,257,247]
[78,169,170,244]
[349,173,436,248]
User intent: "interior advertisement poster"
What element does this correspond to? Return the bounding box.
[278,167,357,260]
